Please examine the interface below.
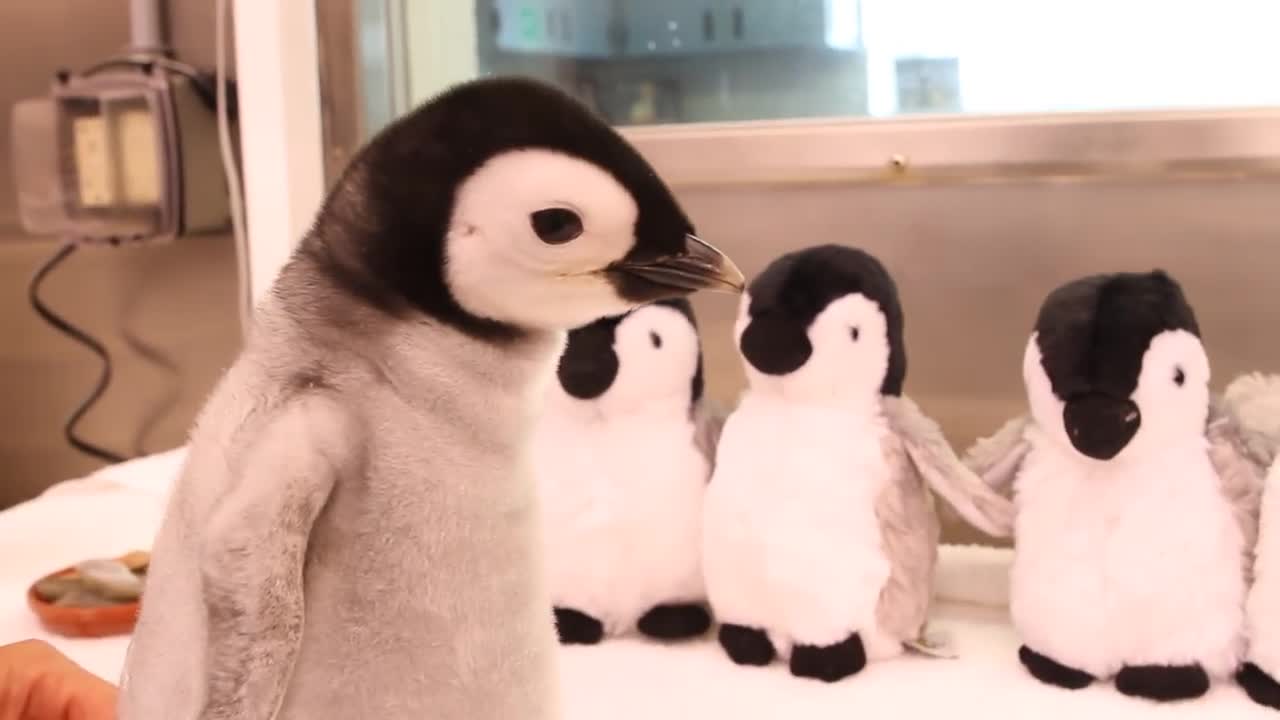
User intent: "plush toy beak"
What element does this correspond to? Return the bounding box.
[1063,393,1142,460]
[611,234,745,294]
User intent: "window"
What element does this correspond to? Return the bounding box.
[353,0,1280,139]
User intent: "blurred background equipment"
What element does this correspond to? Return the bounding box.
[1,0,241,499]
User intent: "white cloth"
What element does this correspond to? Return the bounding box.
[0,448,1270,718]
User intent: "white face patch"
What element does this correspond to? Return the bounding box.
[736,292,890,407]
[444,148,640,330]
[601,304,700,412]
[1023,329,1211,463]
[1129,329,1211,453]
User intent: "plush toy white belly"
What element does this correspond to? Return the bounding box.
[534,413,708,634]
[703,393,892,655]
[1010,428,1247,679]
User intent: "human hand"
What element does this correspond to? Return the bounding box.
[0,639,117,720]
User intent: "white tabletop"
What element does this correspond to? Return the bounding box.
[1,449,1270,719]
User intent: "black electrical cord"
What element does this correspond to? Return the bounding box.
[28,242,128,465]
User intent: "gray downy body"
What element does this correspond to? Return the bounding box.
[118,256,564,720]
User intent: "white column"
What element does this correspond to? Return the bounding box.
[232,0,326,304]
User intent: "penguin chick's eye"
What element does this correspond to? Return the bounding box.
[850,327,860,342]
[650,331,662,349]
[530,208,583,245]
[1174,366,1186,387]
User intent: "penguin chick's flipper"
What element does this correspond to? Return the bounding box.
[200,395,354,718]
[1206,398,1269,564]
[718,624,776,666]
[962,414,1032,496]
[1115,664,1211,702]
[881,395,1016,538]
[636,603,712,641]
[692,399,729,475]
[790,633,868,683]
[1017,646,1095,690]
[553,607,604,645]
[1238,663,1280,710]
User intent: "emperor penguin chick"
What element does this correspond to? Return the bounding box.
[964,270,1266,703]
[116,77,743,720]
[533,298,722,645]
[702,244,1014,683]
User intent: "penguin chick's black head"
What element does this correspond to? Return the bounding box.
[299,76,742,341]
[738,244,906,395]
[557,297,704,402]
[1033,269,1201,460]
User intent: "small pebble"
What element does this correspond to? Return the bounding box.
[119,550,151,572]
[54,588,120,608]
[34,576,82,602]
[75,558,144,601]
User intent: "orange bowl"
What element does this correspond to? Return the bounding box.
[27,565,141,638]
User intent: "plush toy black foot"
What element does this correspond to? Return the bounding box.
[554,607,604,645]
[790,633,867,683]
[637,603,712,641]
[1237,663,1280,710]
[1018,646,1094,690]
[1115,664,1209,701]
[718,624,775,666]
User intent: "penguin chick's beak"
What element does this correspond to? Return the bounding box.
[610,234,746,294]
[1062,393,1142,461]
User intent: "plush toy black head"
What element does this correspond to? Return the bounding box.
[737,244,906,396]
[296,76,742,342]
[1031,270,1202,460]
[556,298,704,405]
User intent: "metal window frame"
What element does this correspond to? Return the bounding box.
[314,0,1280,191]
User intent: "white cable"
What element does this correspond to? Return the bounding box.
[216,0,253,340]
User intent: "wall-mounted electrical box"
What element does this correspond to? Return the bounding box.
[10,67,229,244]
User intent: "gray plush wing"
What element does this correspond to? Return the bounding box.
[875,433,941,646]
[962,414,1031,496]
[1222,372,1280,467]
[1207,395,1270,584]
[882,395,1016,538]
[692,398,729,473]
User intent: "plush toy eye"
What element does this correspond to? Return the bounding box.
[650,331,662,349]
[1174,366,1186,387]
[850,327,860,342]
[530,208,583,245]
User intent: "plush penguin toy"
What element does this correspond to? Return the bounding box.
[116,77,743,720]
[701,244,1015,683]
[1243,454,1280,710]
[963,270,1270,703]
[1228,373,1280,710]
[532,298,722,645]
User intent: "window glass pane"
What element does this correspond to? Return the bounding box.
[359,0,1280,138]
